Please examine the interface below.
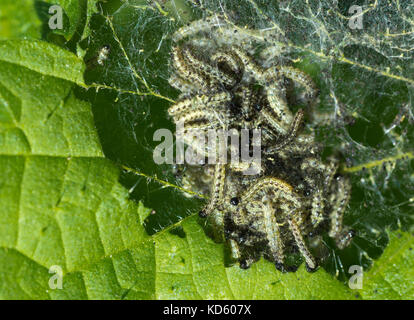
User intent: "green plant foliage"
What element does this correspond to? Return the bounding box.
[360,230,414,299]
[0,0,42,40]
[0,0,413,300]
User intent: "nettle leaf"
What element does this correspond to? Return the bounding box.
[37,0,101,54]
[0,0,413,299]
[0,0,100,56]
[360,230,414,299]
[0,0,42,40]
[0,39,151,299]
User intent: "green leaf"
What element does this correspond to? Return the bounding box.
[41,0,90,41]
[141,217,356,300]
[0,40,85,86]
[0,0,100,56]
[0,0,42,40]
[360,231,414,299]
[39,0,100,54]
[0,38,150,298]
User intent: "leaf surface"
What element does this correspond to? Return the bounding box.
[360,231,414,299]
